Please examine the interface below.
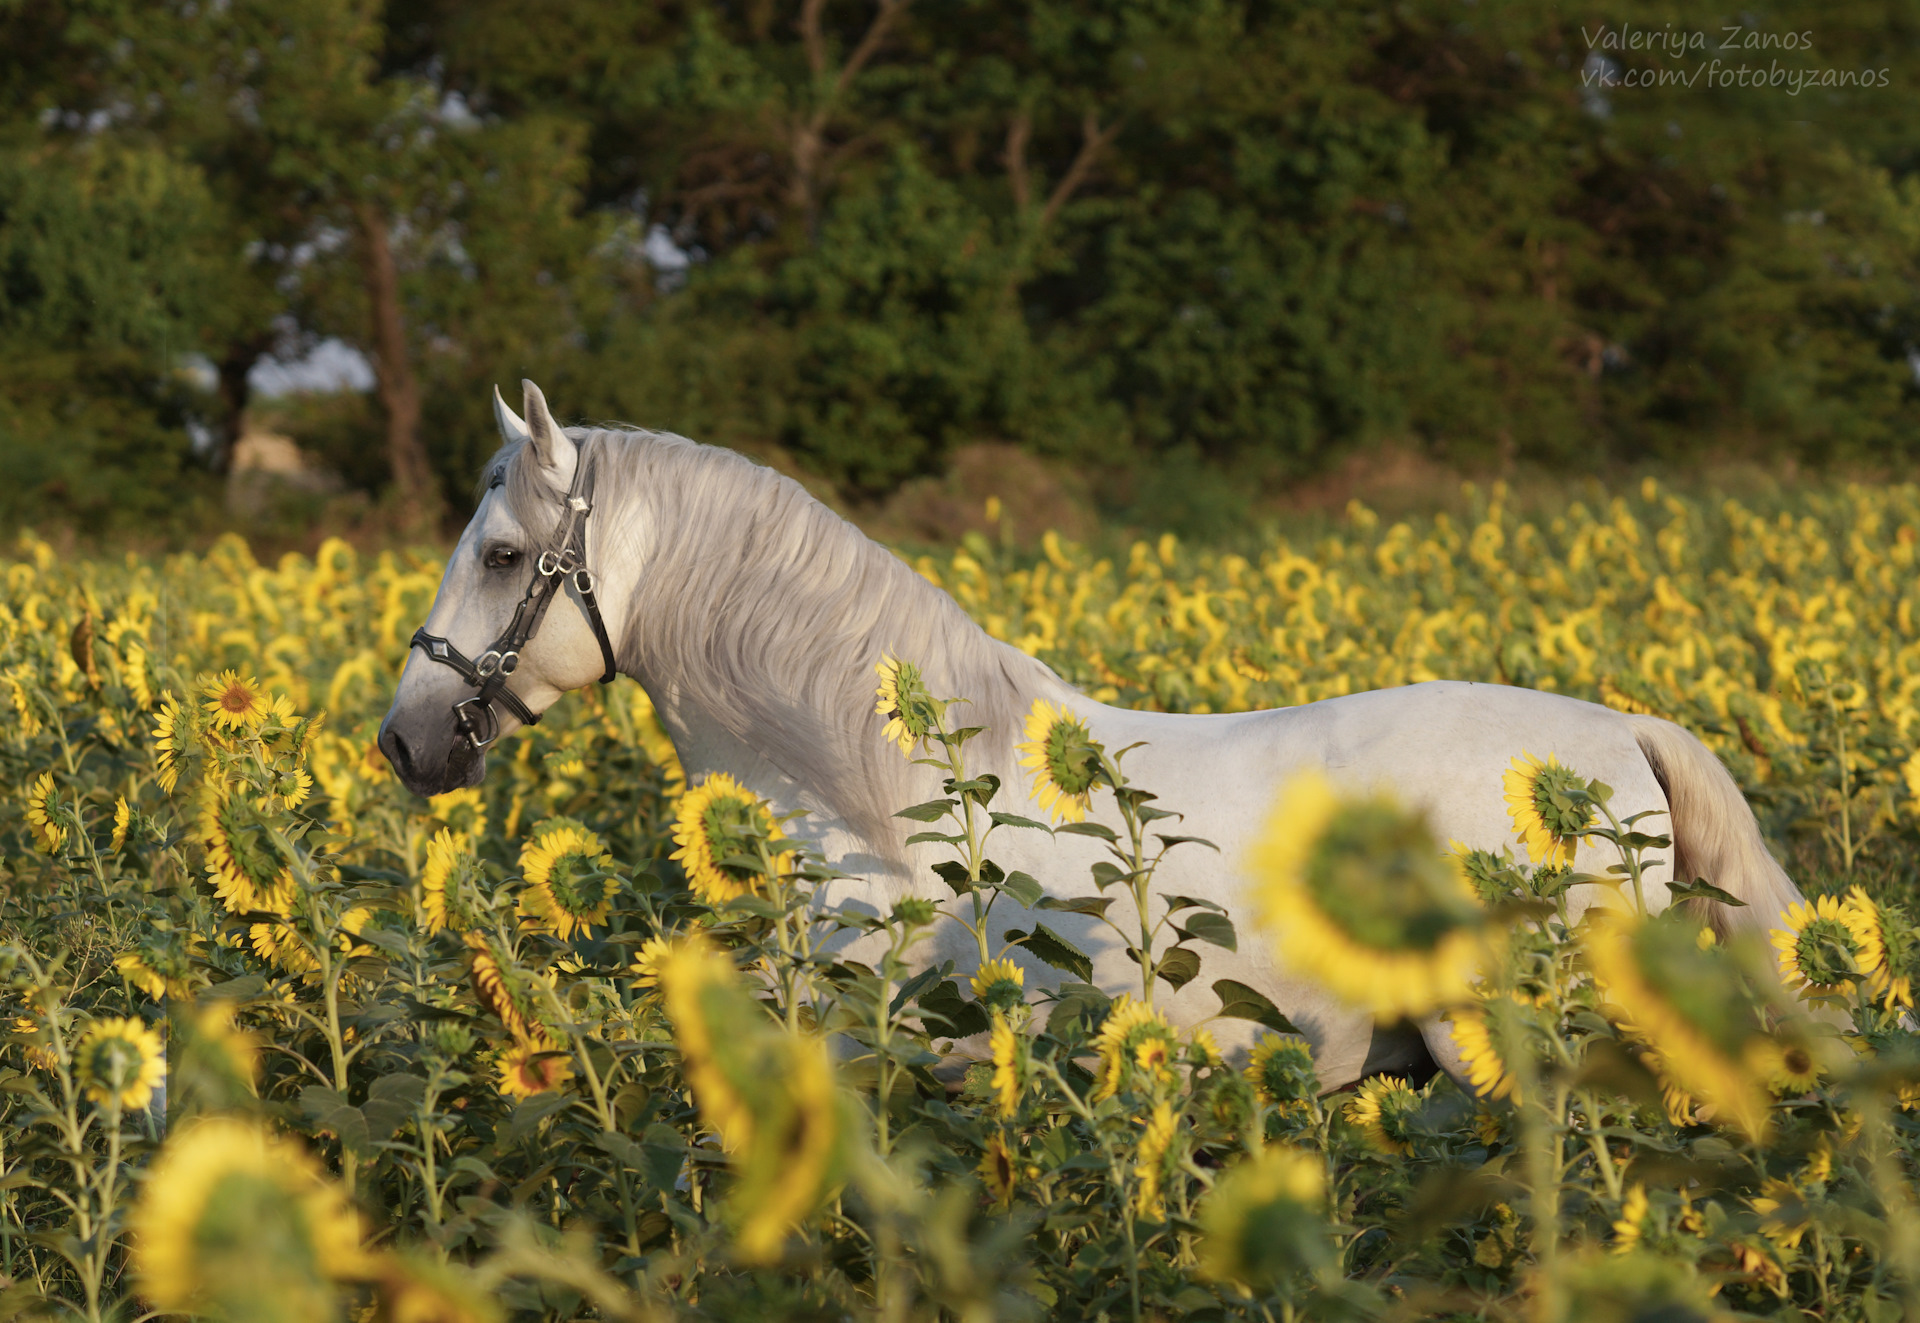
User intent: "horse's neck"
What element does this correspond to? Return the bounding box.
[612,448,1057,868]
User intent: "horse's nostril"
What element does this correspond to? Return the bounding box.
[380,728,413,779]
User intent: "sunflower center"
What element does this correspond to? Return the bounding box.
[1528,764,1594,839]
[1256,1046,1315,1100]
[700,796,764,884]
[546,851,613,914]
[1042,721,1099,796]
[1793,917,1862,986]
[83,1035,145,1089]
[1304,802,1482,951]
[218,801,284,893]
[884,661,933,736]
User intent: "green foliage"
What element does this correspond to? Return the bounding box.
[6,3,1920,524]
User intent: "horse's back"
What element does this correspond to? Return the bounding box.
[1099,679,1665,865]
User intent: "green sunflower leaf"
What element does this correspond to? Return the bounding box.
[1176,912,1237,952]
[1161,894,1226,915]
[1154,833,1218,851]
[997,871,1045,909]
[1149,946,1202,990]
[1037,895,1117,918]
[1666,878,1747,907]
[895,799,957,822]
[989,812,1050,832]
[906,831,968,847]
[931,860,973,894]
[1056,821,1118,841]
[1213,979,1303,1036]
[1003,924,1094,982]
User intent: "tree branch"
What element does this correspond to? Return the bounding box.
[800,0,828,81]
[1038,110,1122,233]
[830,0,907,109]
[1003,110,1031,214]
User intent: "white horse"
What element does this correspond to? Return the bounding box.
[378,381,1807,1089]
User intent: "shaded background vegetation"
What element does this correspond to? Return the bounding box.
[3,0,1919,540]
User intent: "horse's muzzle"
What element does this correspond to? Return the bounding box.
[377,721,486,798]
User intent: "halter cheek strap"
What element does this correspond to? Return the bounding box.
[410,455,620,750]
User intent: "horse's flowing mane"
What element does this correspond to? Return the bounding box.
[495,425,1068,860]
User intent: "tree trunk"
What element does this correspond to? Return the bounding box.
[213,330,275,476]
[354,200,439,528]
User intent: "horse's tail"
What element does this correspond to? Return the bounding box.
[1625,714,1805,936]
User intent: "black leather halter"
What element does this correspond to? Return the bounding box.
[410,454,619,750]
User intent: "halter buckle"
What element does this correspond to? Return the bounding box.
[538,547,580,577]
[475,649,520,677]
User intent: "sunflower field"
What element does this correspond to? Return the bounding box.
[5,477,1920,1322]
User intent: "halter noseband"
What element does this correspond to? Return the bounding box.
[410,454,619,750]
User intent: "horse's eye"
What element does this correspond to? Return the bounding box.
[485,547,521,570]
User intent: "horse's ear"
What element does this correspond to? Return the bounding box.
[492,384,529,444]
[521,378,577,489]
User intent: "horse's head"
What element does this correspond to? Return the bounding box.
[378,380,620,797]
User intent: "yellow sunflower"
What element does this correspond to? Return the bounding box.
[988,1011,1025,1117]
[630,931,712,991]
[1133,1099,1180,1220]
[979,1131,1017,1206]
[1501,751,1593,867]
[420,828,486,935]
[1016,699,1102,824]
[874,655,937,756]
[1838,887,1912,1010]
[199,791,297,914]
[516,822,618,940]
[1448,1000,1520,1103]
[464,932,552,1047]
[1751,1178,1811,1252]
[1344,1075,1421,1156]
[151,693,195,793]
[429,786,488,839]
[74,1016,166,1110]
[1187,1026,1222,1066]
[123,642,153,710]
[116,941,198,1000]
[1585,914,1772,1141]
[1750,1035,1826,1095]
[1249,771,1488,1022]
[670,773,791,906]
[970,956,1025,1010]
[1611,1183,1648,1254]
[109,797,132,852]
[259,766,314,813]
[657,940,755,1149]
[1196,1145,1327,1290]
[495,1041,575,1099]
[10,1017,57,1073]
[25,772,64,854]
[1770,891,1884,999]
[1245,1035,1318,1106]
[202,670,269,731]
[1092,995,1181,1101]
[131,1117,368,1313]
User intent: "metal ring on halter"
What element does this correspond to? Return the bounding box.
[574,568,594,593]
[452,695,501,747]
[476,650,503,677]
[538,548,579,577]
